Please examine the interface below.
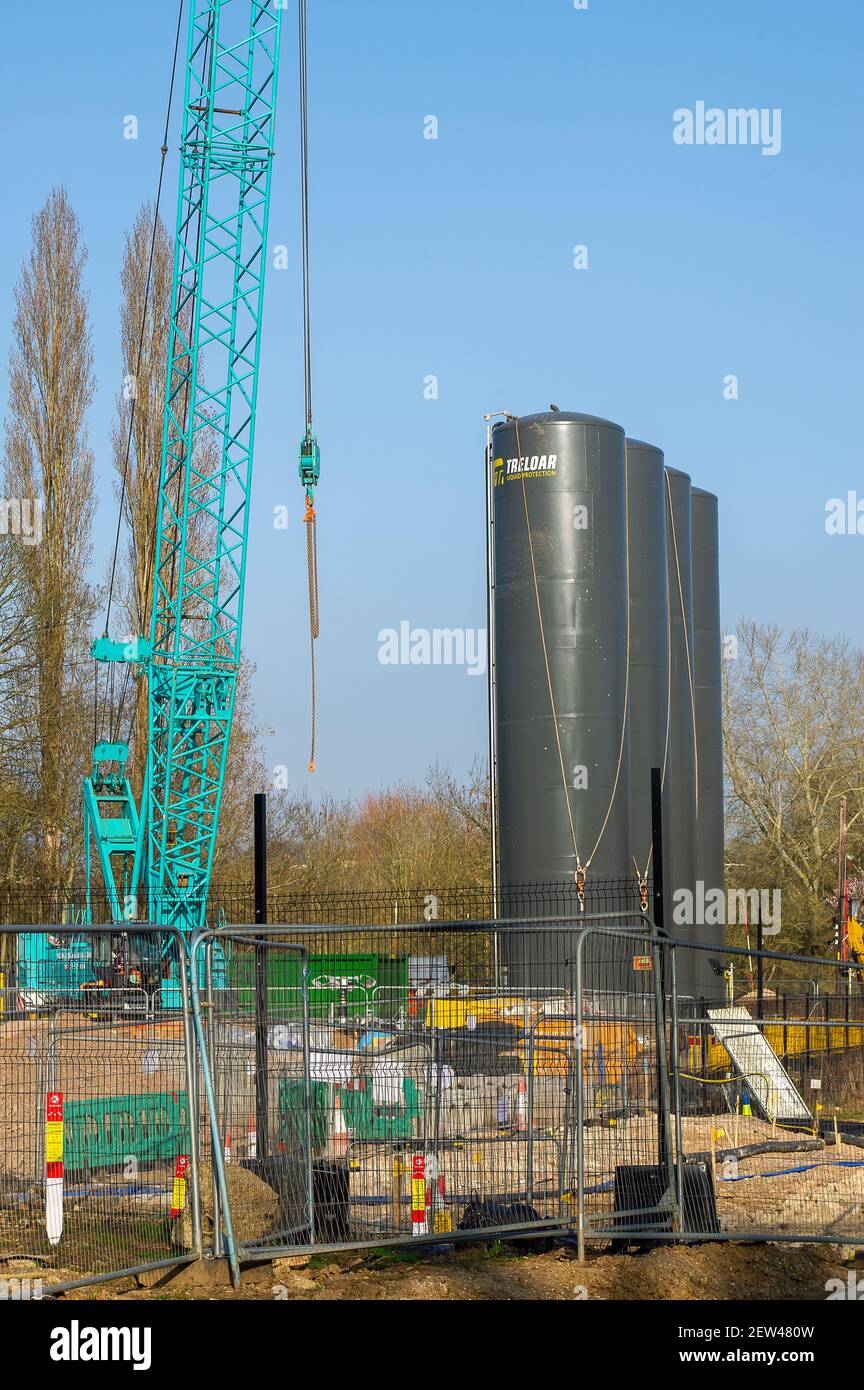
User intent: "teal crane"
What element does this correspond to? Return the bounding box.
[83,0,317,934]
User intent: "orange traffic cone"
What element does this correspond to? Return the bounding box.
[331,1089,349,1158]
[516,1076,528,1133]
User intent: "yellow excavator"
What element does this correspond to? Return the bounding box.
[846,912,864,978]
[841,899,864,981]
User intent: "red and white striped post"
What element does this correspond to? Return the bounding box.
[45,1091,64,1246]
[411,1152,428,1237]
[170,1154,190,1219]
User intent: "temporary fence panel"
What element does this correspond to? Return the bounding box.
[189,922,589,1262]
[570,920,687,1252]
[0,926,200,1294]
[3,907,862,1292]
[664,938,864,1248]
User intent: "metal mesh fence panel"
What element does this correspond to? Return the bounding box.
[0,927,199,1294]
[2,906,862,1291]
[190,921,594,1257]
[190,919,864,1263]
[571,923,683,1252]
[669,939,864,1246]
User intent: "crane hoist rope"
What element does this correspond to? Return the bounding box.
[297,0,320,773]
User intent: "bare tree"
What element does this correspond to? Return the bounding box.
[211,657,269,876]
[426,757,491,882]
[2,187,96,882]
[246,763,492,896]
[110,203,173,795]
[723,620,864,952]
[0,538,39,883]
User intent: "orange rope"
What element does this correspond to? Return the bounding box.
[305,500,319,772]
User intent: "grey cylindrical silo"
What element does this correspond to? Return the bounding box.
[664,467,698,975]
[625,441,669,887]
[691,487,725,997]
[492,411,630,987]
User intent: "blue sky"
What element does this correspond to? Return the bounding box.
[0,0,861,799]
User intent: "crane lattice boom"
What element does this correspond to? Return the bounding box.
[85,0,283,932]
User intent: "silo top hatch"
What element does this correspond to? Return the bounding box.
[500,410,625,431]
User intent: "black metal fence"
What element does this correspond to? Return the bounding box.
[0,879,645,929]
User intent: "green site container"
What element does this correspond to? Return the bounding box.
[229,951,409,1020]
[64,1092,190,1173]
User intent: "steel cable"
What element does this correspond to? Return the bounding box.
[299,0,319,771]
[514,416,631,889]
[665,468,699,815]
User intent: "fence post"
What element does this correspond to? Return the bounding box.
[187,932,241,1287]
[254,793,270,1161]
[756,913,764,1023]
[845,982,853,1054]
[178,941,203,1259]
[300,949,315,1244]
[783,992,788,1059]
[667,944,685,1232]
[205,943,222,1259]
[699,998,709,1112]
[575,932,586,1262]
[650,768,673,1190]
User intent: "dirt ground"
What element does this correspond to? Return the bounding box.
[9,1239,855,1303]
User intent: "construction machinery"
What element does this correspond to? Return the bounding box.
[78,2,317,981]
[845,908,864,980]
[16,929,162,1018]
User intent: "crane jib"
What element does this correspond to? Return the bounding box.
[84,1,284,937]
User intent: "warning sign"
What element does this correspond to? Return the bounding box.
[171,1154,190,1218]
[45,1092,64,1246]
[45,1092,63,1169]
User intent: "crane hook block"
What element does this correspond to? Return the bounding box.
[299,430,320,501]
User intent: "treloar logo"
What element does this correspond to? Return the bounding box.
[493,455,558,487]
[49,1321,152,1372]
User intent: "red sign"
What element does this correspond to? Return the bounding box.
[170,1154,191,1218]
[45,1092,64,1180]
